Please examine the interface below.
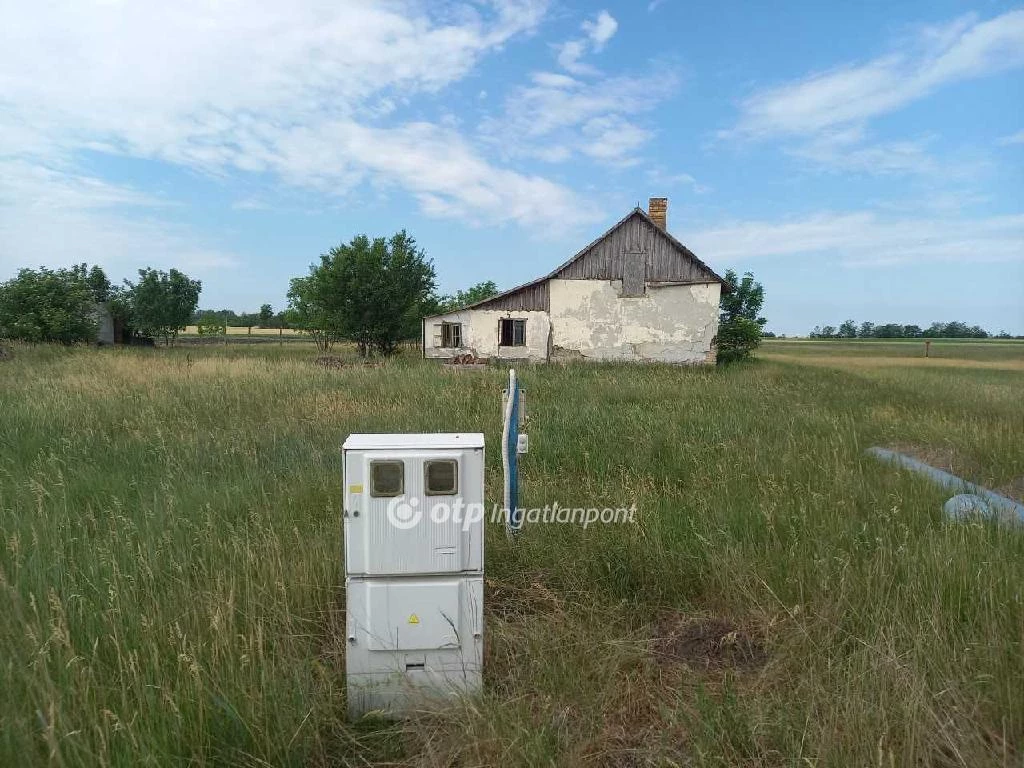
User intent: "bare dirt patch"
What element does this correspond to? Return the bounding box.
[651,614,767,670]
[0,346,11,362]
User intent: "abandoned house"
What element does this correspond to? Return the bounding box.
[422,197,730,364]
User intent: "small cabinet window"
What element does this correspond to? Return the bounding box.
[499,318,526,347]
[370,460,404,497]
[424,460,458,495]
[441,322,462,348]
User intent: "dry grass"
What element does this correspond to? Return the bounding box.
[0,340,1021,766]
[761,352,1024,371]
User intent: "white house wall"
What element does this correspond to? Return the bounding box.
[548,279,720,363]
[424,309,550,361]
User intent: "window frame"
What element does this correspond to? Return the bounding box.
[424,459,459,496]
[369,460,405,498]
[498,317,527,347]
[440,321,462,349]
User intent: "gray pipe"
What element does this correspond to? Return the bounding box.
[867,447,1024,524]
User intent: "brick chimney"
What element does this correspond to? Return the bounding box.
[648,197,667,229]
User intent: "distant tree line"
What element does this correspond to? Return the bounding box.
[0,264,201,345]
[191,304,285,335]
[809,320,1017,340]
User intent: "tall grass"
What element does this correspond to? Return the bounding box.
[0,341,1021,766]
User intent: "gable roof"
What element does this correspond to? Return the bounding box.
[426,207,730,318]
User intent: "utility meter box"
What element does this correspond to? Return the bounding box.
[342,433,484,719]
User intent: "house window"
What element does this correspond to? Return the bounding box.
[370,460,404,497]
[499,318,526,347]
[441,322,462,348]
[424,460,458,495]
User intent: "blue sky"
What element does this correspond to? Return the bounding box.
[1,0,1022,334]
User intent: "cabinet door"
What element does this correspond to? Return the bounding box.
[345,450,473,575]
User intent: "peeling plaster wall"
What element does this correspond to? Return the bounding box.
[548,279,720,363]
[423,309,550,361]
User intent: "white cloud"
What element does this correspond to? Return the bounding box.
[686,210,1024,267]
[555,10,618,74]
[648,0,667,11]
[786,129,938,176]
[269,120,601,230]
[557,40,591,74]
[645,169,709,194]
[722,10,1024,178]
[728,10,1024,140]
[0,0,608,252]
[998,130,1024,146]
[0,160,238,280]
[582,11,618,50]
[481,67,678,165]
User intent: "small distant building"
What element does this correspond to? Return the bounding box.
[422,197,729,364]
[93,303,116,345]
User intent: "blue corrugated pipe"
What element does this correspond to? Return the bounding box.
[867,447,1024,524]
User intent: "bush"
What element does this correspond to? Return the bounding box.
[717,270,766,364]
[717,317,763,364]
[197,312,227,337]
[0,266,98,344]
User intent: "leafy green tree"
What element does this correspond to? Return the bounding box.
[288,231,436,356]
[124,268,201,345]
[285,275,344,352]
[0,266,98,343]
[858,321,875,338]
[837,319,857,338]
[83,264,112,303]
[258,304,274,327]
[716,269,766,364]
[435,280,499,313]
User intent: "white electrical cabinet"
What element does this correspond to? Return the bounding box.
[342,433,485,718]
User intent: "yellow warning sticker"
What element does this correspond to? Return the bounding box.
[407,614,420,625]
[349,484,363,494]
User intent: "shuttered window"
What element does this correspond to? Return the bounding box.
[441,322,462,348]
[621,249,646,297]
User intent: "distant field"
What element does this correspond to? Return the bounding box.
[764,337,1024,365]
[0,340,1021,766]
[181,325,303,336]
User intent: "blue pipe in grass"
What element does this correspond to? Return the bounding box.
[867,447,1024,524]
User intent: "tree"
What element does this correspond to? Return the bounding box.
[196,310,227,337]
[258,304,274,327]
[858,321,875,338]
[820,325,837,339]
[435,281,499,313]
[837,319,857,338]
[0,266,98,343]
[288,231,436,356]
[717,269,766,363]
[285,275,345,352]
[124,268,201,345]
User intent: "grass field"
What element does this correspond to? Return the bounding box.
[1,340,1022,766]
[180,326,303,337]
